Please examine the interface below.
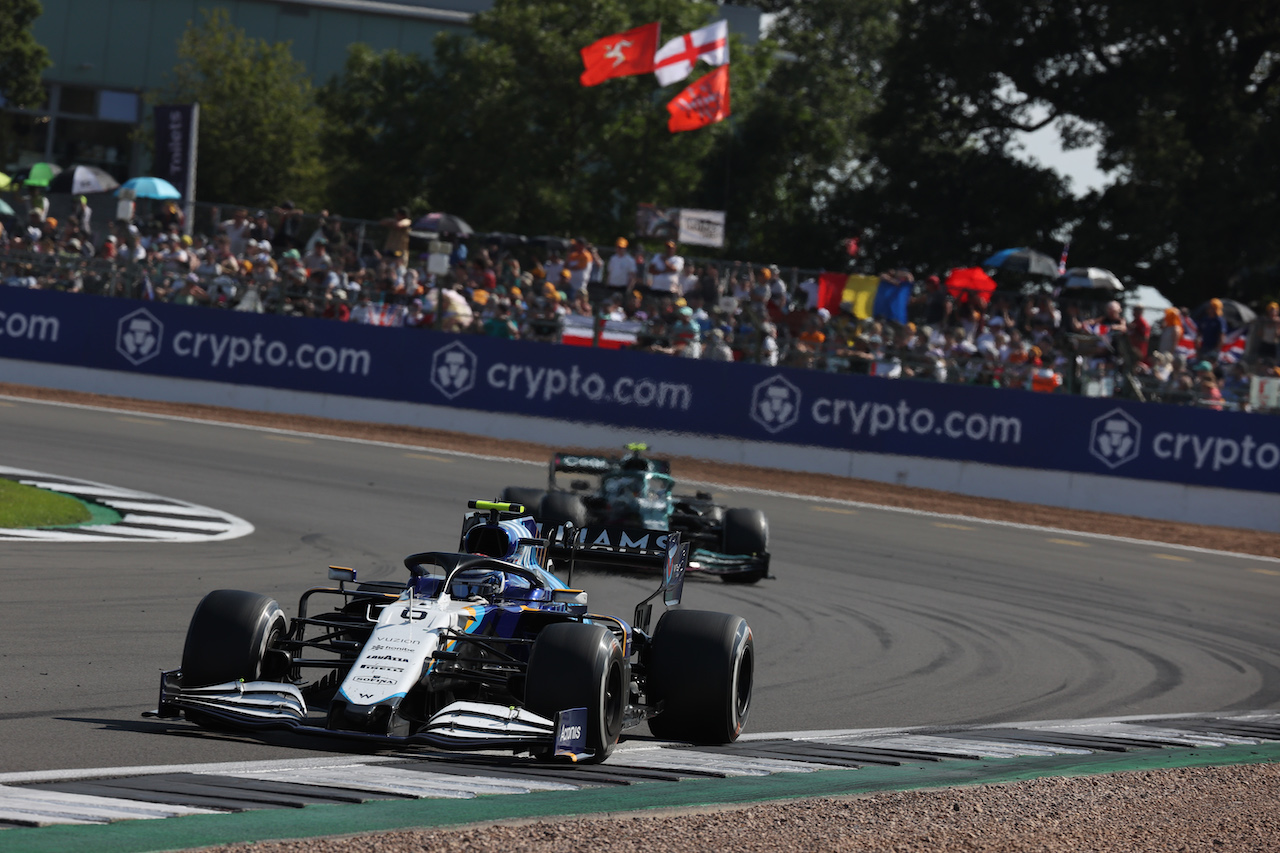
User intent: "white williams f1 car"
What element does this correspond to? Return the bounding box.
[148,500,754,762]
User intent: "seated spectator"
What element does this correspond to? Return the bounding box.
[702,328,734,361]
[483,301,520,339]
[669,306,702,358]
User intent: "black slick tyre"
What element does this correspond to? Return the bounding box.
[720,508,769,584]
[525,622,625,761]
[539,492,589,529]
[647,609,753,744]
[181,589,287,688]
[500,487,547,517]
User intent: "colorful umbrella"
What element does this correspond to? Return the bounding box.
[982,247,1058,277]
[1059,267,1124,291]
[0,198,14,216]
[116,176,182,200]
[48,165,120,195]
[944,266,998,298]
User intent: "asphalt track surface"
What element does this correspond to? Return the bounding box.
[2,398,1278,775]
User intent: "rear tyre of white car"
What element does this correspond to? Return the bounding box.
[181,589,286,688]
[647,609,753,744]
[525,622,625,761]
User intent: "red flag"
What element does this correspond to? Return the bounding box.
[580,22,660,87]
[666,65,731,133]
[817,273,847,313]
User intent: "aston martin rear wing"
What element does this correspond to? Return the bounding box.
[546,524,688,633]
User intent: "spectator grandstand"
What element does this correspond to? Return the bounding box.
[2,195,1278,414]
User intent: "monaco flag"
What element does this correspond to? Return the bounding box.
[579,22,661,86]
[654,19,729,86]
[667,65,730,133]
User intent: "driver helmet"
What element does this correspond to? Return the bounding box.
[450,568,505,600]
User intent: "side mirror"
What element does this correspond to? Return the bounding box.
[551,589,588,606]
[328,566,357,583]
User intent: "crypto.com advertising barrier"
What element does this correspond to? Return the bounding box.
[2,288,1276,495]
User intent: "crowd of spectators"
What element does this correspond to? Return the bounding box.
[2,193,1278,412]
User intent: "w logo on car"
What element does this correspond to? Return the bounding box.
[749,375,801,434]
[430,341,477,399]
[116,308,164,366]
[1089,407,1141,469]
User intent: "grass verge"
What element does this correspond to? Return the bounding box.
[0,479,91,527]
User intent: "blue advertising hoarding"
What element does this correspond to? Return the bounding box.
[1,288,1277,495]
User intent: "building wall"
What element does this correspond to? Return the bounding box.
[30,0,474,93]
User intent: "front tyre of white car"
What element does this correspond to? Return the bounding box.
[525,622,625,761]
[181,589,287,688]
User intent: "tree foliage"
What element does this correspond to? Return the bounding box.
[697,0,899,266]
[0,0,48,108]
[322,0,736,239]
[858,0,1280,300]
[161,8,323,209]
[0,0,51,165]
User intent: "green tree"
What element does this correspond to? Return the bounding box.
[818,0,1076,276]
[694,0,900,266]
[321,0,736,239]
[0,0,51,165]
[853,1,1280,302]
[317,43,435,219]
[160,8,323,208]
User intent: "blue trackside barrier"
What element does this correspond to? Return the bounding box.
[2,288,1277,496]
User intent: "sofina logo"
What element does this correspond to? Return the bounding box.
[430,341,477,399]
[1089,407,1142,469]
[116,308,164,366]
[750,374,801,434]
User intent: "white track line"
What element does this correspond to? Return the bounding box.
[2,393,1275,563]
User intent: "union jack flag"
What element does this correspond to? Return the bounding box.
[1218,327,1248,364]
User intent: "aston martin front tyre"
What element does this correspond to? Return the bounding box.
[180,589,287,688]
[647,609,753,744]
[525,622,625,761]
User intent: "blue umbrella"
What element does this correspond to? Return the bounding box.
[116,176,182,200]
[982,247,1058,277]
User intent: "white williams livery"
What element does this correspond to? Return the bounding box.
[150,500,755,763]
